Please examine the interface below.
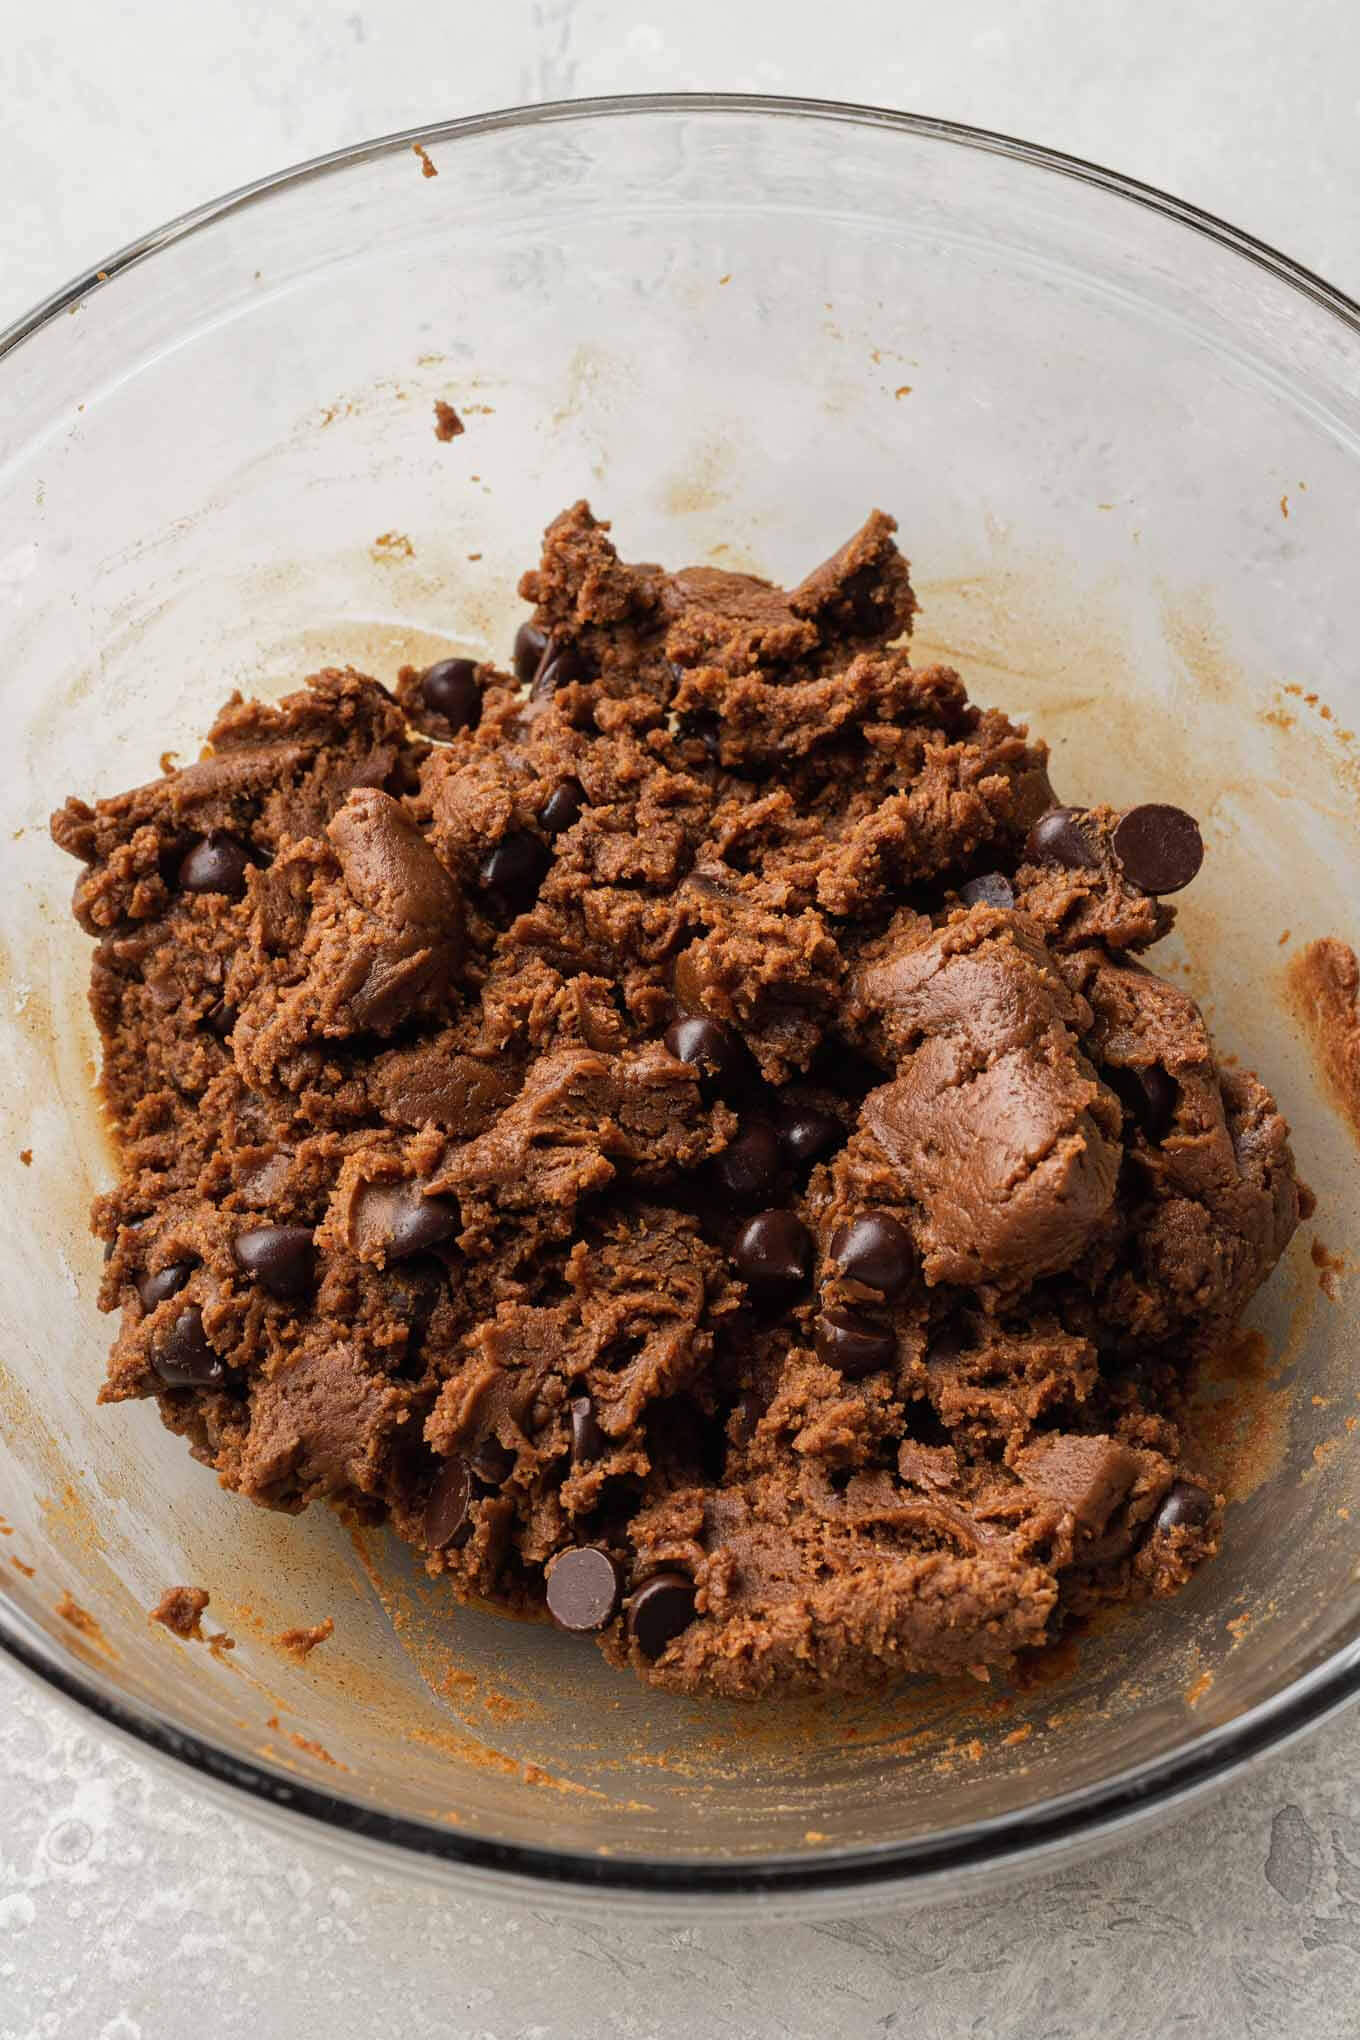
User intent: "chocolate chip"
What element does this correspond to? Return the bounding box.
[628,1571,697,1659]
[420,657,481,731]
[664,1014,742,1091]
[1112,804,1204,895]
[1155,1482,1213,1534]
[681,712,723,763]
[232,1224,316,1300]
[539,780,584,836]
[960,871,1015,910]
[470,1437,515,1486]
[387,1193,459,1261]
[1106,1063,1179,1143]
[1024,807,1098,871]
[773,1102,841,1171]
[356,1183,459,1262]
[151,1307,226,1387]
[204,999,237,1040]
[546,1547,622,1632]
[479,830,550,905]
[713,1123,781,1207]
[424,1456,473,1549]
[530,638,585,700]
[829,1213,915,1297]
[178,832,252,898]
[513,621,547,685]
[815,1309,896,1379]
[136,1261,194,1310]
[570,1394,606,1465]
[732,1210,813,1298]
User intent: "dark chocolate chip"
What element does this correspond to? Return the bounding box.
[424,1456,473,1549]
[539,779,584,836]
[829,1213,915,1297]
[628,1571,697,1660]
[136,1261,194,1311]
[960,871,1015,910]
[713,1122,781,1207]
[772,1102,842,1172]
[546,1546,622,1633]
[732,1210,813,1297]
[663,1014,742,1091]
[531,638,585,700]
[470,1437,515,1486]
[681,712,723,762]
[178,832,252,898]
[385,1257,444,1368]
[232,1224,316,1301]
[387,1192,459,1261]
[420,657,481,731]
[1155,1482,1213,1534]
[1112,804,1204,895]
[729,1391,763,1444]
[513,621,548,685]
[1024,807,1098,871]
[1106,1063,1179,1143]
[478,830,550,905]
[570,1394,606,1466]
[151,1307,226,1388]
[204,999,238,1040]
[815,1309,897,1379]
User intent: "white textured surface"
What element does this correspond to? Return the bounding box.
[4,4,1360,2033]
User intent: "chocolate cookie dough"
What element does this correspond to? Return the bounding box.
[53,504,1302,1700]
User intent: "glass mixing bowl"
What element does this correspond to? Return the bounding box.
[1,95,1358,1917]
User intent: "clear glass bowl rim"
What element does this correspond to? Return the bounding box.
[3,89,1358,1905]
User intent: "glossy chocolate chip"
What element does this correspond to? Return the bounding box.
[663,1014,742,1091]
[1107,1063,1179,1143]
[829,1213,915,1297]
[960,871,1015,910]
[530,638,585,700]
[1024,807,1098,871]
[232,1224,316,1301]
[732,1210,813,1297]
[773,1102,841,1172]
[478,830,550,905]
[539,779,584,836]
[136,1261,194,1311]
[713,1123,781,1207]
[424,1456,473,1549]
[178,832,252,898]
[204,999,238,1040]
[546,1547,622,1633]
[469,1437,515,1486]
[815,1309,896,1379]
[512,621,548,685]
[1155,1482,1213,1534]
[151,1307,225,1387]
[387,1193,459,1261]
[570,1394,606,1465]
[420,657,481,731]
[1112,804,1204,895]
[628,1571,697,1660]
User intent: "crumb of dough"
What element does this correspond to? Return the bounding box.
[151,1584,210,1638]
[274,1617,335,1659]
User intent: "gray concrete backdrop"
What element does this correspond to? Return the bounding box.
[3,3,1359,2034]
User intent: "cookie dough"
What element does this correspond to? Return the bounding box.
[53,504,1301,1699]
